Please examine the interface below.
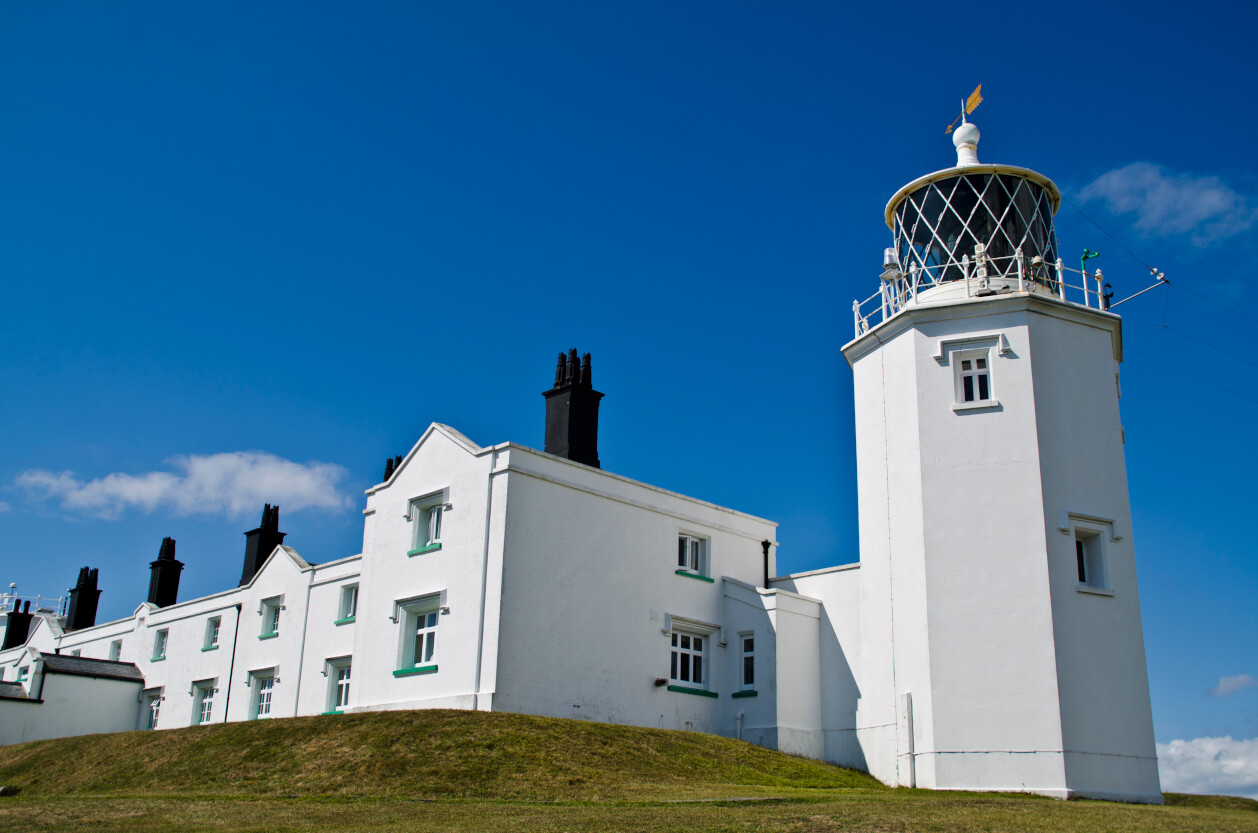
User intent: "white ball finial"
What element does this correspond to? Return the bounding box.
[953,121,980,166]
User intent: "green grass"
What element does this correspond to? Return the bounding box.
[0,709,1254,832]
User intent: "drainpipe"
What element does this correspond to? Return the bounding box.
[291,569,315,716]
[761,540,772,588]
[473,449,500,711]
[736,710,744,741]
[222,603,242,722]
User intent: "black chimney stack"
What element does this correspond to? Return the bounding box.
[542,349,604,468]
[240,504,286,587]
[2,600,33,650]
[146,538,184,609]
[66,566,103,630]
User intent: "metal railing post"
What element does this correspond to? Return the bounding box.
[1056,259,1065,301]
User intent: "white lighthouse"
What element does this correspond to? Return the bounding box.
[840,121,1162,801]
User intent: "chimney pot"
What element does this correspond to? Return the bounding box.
[542,349,605,468]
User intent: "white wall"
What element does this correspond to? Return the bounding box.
[492,445,777,735]
[0,670,141,745]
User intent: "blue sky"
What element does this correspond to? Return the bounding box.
[2,0,1256,797]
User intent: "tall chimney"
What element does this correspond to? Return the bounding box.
[2,600,33,650]
[542,349,604,468]
[240,504,287,586]
[146,538,184,608]
[66,567,103,630]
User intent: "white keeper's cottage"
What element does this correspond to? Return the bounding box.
[0,123,1163,803]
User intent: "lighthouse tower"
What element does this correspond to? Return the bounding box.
[842,121,1161,801]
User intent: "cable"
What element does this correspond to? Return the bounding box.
[1169,283,1258,326]
[1060,195,1158,273]
[1128,348,1258,406]
[1159,324,1258,370]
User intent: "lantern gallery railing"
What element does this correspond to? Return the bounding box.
[852,247,1111,338]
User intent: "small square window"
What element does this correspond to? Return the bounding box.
[192,680,216,726]
[393,594,442,675]
[1075,530,1107,589]
[670,631,705,687]
[260,598,282,638]
[70,649,81,657]
[17,665,28,682]
[327,657,352,712]
[152,629,169,661]
[108,640,122,662]
[677,534,708,576]
[143,688,163,729]
[338,585,359,623]
[955,350,993,405]
[204,617,222,650]
[250,672,276,719]
[408,495,446,554]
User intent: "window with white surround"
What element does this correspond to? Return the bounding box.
[676,533,708,577]
[338,585,359,623]
[671,631,705,687]
[1063,514,1115,594]
[1075,530,1107,589]
[740,632,755,691]
[326,657,352,712]
[956,350,992,404]
[250,671,276,719]
[143,688,163,729]
[152,629,168,661]
[192,680,215,725]
[108,640,122,662]
[260,597,281,638]
[408,493,446,555]
[17,665,28,682]
[204,616,221,650]
[394,594,442,676]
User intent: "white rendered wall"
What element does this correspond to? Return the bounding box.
[351,425,501,715]
[0,671,142,745]
[1026,308,1161,802]
[491,446,777,734]
[774,564,863,768]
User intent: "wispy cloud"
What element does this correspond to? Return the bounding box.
[0,501,10,513]
[16,452,352,520]
[1211,674,1258,697]
[1078,163,1256,246]
[1158,736,1258,800]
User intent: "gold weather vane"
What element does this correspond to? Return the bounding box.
[945,84,983,134]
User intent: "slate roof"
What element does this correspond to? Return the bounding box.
[39,654,144,683]
[0,681,30,701]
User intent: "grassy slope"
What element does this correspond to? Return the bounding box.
[0,709,878,800]
[1,709,1255,833]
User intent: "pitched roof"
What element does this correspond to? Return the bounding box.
[0,681,29,701]
[38,654,144,683]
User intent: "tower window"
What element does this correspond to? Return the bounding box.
[1075,530,1107,589]
[408,493,447,555]
[959,356,990,402]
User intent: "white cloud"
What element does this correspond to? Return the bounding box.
[1212,674,1258,697]
[15,452,352,520]
[1078,162,1256,245]
[1158,736,1258,800]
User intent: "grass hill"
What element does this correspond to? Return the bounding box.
[0,708,876,801]
[0,709,1254,833]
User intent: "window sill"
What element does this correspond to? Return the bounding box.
[667,684,717,698]
[334,617,356,626]
[952,399,1000,412]
[258,632,279,641]
[322,710,343,716]
[407,543,443,557]
[675,570,715,583]
[1076,584,1115,597]
[732,690,758,699]
[201,645,218,652]
[150,656,165,663]
[394,664,438,677]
